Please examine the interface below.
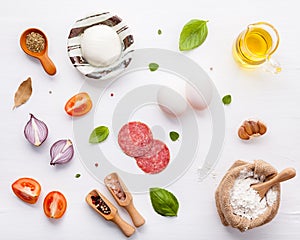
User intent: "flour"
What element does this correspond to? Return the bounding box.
[230,168,278,220]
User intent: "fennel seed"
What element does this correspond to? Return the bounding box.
[25,32,45,53]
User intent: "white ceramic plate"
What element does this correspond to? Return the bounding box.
[67,12,134,80]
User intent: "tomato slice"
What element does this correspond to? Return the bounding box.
[12,177,41,204]
[43,191,67,219]
[64,92,92,116]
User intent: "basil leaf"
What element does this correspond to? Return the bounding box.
[149,63,159,72]
[150,188,179,217]
[169,131,179,141]
[179,19,208,51]
[89,126,109,143]
[222,95,232,105]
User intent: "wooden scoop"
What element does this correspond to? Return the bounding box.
[251,167,296,199]
[105,173,145,227]
[86,189,135,237]
[20,28,56,75]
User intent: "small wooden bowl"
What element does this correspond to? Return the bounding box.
[20,28,56,75]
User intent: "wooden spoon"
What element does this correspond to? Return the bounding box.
[86,189,135,237]
[105,173,145,227]
[251,168,296,199]
[20,28,56,75]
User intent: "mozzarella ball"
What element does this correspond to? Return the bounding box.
[81,25,122,67]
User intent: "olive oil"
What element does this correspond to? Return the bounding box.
[233,27,273,67]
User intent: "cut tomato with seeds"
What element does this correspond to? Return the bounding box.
[64,92,92,116]
[12,177,41,204]
[43,191,67,219]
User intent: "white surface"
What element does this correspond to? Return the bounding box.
[0,0,299,239]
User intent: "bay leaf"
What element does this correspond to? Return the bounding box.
[13,77,32,110]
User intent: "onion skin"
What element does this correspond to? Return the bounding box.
[24,113,48,147]
[50,139,74,165]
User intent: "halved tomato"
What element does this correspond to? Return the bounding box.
[43,191,67,219]
[64,92,92,116]
[12,177,41,204]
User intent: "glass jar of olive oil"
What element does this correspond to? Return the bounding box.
[232,22,281,73]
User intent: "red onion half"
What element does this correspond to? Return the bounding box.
[24,113,48,146]
[50,139,74,165]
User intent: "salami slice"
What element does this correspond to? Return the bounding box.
[135,139,170,174]
[118,122,153,157]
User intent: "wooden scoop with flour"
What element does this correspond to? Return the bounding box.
[251,167,296,199]
[105,172,145,227]
[86,189,135,237]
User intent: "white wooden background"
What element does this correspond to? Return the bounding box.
[0,0,299,239]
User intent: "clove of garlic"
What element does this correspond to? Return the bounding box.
[24,113,48,146]
[50,139,74,165]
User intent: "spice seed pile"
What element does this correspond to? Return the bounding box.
[91,195,111,215]
[25,31,45,53]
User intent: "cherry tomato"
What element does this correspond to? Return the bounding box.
[43,191,67,219]
[64,92,92,116]
[12,177,41,204]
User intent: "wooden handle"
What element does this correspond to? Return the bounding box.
[39,53,56,75]
[125,201,145,227]
[266,168,296,186]
[252,167,296,198]
[111,212,135,237]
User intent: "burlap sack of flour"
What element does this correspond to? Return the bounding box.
[215,160,281,232]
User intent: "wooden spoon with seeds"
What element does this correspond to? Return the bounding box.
[251,168,296,199]
[86,189,135,237]
[105,173,145,227]
[20,28,56,75]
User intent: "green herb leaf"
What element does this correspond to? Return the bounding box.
[89,126,109,143]
[222,95,232,105]
[158,29,162,35]
[149,188,179,217]
[169,131,179,141]
[149,63,159,72]
[179,19,208,51]
[75,173,81,178]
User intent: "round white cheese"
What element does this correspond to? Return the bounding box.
[81,25,122,67]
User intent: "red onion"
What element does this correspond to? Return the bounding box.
[24,113,48,146]
[50,139,74,165]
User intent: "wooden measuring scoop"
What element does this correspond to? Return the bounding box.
[86,189,135,237]
[251,167,296,199]
[105,173,145,227]
[20,28,56,75]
